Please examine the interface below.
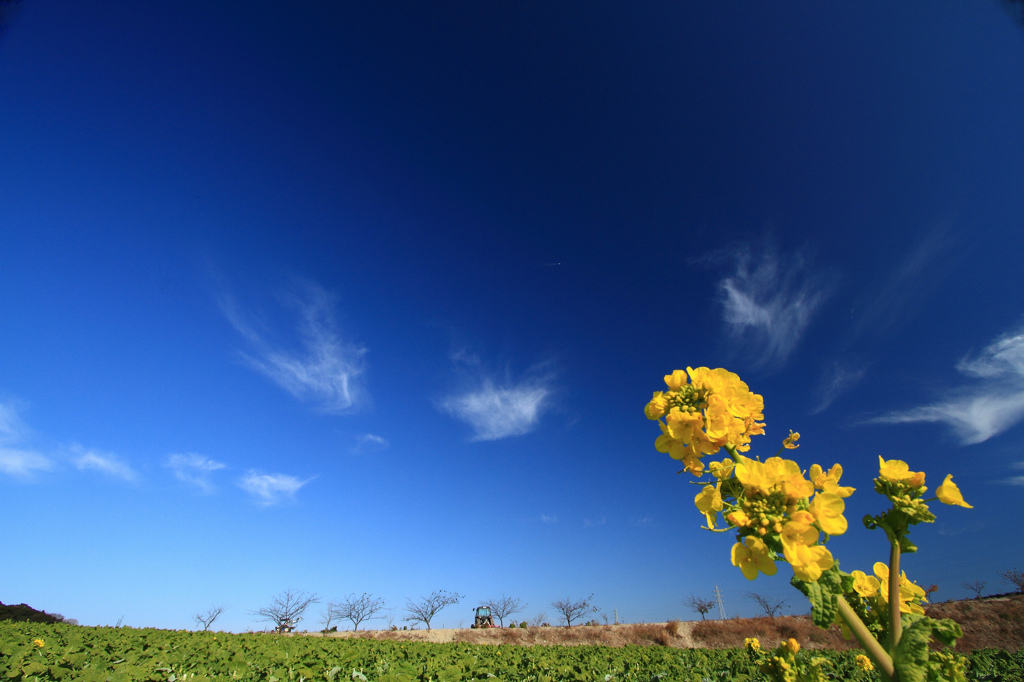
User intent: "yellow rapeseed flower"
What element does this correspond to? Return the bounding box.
[32,639,44,648]
[744,637,761,651]
[807,492,848,536]
[855,654,874,671]
[878,457,925,487]
[809,463,855,498]
[664,370,688,391]
[850,570,881,598]
[783,638,800,654]
[644,392,668,420]
[708,458,735,479]
[873,562,927,614]
[694,484,723,529]
[732,536,777,580]
[936,474,972,508]
[782,430,800,449]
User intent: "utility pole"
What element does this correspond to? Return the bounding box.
[613,608,619,625]
[713,585,726,620]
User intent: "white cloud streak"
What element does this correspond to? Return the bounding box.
[0,448,52,477]
[716,248,828,371]
[352,433,388,454]
[71,445,137,481]
[220,283,367,413]
[239,471,310,505]
[440,379,551,441]
[870,323,1024,445]
[167,453,226,493]
[812,362,867,414]
[0,402,52,478]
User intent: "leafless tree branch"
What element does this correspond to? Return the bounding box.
[550,594,598,627]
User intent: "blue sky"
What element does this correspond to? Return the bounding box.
[2,1,1024,632]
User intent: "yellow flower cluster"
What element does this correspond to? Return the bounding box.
[855,655,874,672]
[724,454,852,582]
[645,367,765,474]
[872,457,973,527]
[32,638,45,648]
[850,563,928,616]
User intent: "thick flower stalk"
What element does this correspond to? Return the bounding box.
[646,367,973,682]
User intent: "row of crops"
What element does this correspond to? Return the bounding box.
[2,622,1021,681]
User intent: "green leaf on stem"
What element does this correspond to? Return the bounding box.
[791,563,842,628]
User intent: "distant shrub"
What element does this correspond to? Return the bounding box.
[0,602,63,624]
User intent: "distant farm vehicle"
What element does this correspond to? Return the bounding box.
[471,606,494,628]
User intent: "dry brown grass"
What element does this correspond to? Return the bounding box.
[314,594,1023,652]
[925,593,1024,653]
[452,622,690,648]
[691,615,856,651]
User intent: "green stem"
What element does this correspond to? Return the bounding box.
[837,596,895,682]
[889,541,902,654]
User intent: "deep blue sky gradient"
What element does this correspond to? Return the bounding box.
[2,1,1024,631]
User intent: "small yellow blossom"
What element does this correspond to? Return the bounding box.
[807,492,848,535]
[32,639,44,648]
[732,536,777,580]
[744,637,761,651]
[809,463,855,498]
[695,484,723,529]
[850,570,881,598]
[727,509,752,528]
[709,458,735,479]
[936,474,972,508]
[878,457,915,482]
[644,393,668,420]
[664,370,688,391]
[781,515,834,582]
[855,654,874,671]
[782,430,800,449]
[874,562,928,614]
[783,638,800,654]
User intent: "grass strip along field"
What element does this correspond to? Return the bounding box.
[2,622,1022,682]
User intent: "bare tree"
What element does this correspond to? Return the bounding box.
[329,593,387,631]
[484,595,526,628]
[1002,569,1024,593]
[320,605,338,632]
[550,594,599,627]
[404,590,463,630]
[747,593,787,620]
[685,594,715,621]
[528,612,547,627]
[963,580,986,599]
[194,605,226,631]
[253,590,321,633]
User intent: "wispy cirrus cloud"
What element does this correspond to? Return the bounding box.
[167,453,226,493]
[0,402,52,478]
[811,361,867,414]
[71,445,137,481]
[851,227,953,341]
[540,514,558,524]
[869,322,1024,445]
[441,379,552,441]
[1006,462,1024,486]
[352,433,388,454]
[713,246,829,371]
[0,448,52,477]
[239,471,310,505]
[220,281,367,413]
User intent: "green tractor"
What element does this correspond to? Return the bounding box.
[470,606,494,628]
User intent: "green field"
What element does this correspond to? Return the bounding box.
[2,622,1022,681]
